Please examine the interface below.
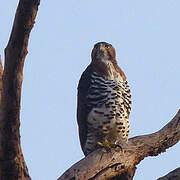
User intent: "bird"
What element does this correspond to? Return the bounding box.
[77,42,131,156]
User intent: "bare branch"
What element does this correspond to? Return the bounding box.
[0,55,3,75]
[157,167,180,180]
[0,0,40,179]
[58,110,180,180]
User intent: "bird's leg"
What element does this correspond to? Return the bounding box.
[97,141,105,147]
[97,139,111,148]
[97,138,118,153]
[97,140,111,153]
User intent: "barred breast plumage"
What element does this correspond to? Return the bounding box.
[77,42,131,156]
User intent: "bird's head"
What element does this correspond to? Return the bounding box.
[90,42,126,81]
[91,42,116,63]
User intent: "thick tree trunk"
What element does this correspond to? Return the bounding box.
[0,56,3,103]
[58,110,180,180]
[0,0,40,180]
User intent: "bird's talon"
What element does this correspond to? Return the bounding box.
[115,142,122,150]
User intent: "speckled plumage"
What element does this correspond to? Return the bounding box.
[77,42,131,156]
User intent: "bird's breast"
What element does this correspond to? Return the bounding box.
[86,72,131,140]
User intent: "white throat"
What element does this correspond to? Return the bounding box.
[101,59,123,82]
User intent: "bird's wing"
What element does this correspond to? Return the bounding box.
[77,65,93,154]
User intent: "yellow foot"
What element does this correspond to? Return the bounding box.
[97,141,104,147]
[97,139,116,149]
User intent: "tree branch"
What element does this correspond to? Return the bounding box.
[0,55,3,103]
[0,0,40,179]
[157,167,180,180]
[58,110,180,180]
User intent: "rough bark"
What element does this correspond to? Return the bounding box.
[157,167,180,180]
[58,110,180,180]
[0,56,3,103]
[0,0,40,180]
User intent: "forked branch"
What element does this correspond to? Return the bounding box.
[58,109,180,180]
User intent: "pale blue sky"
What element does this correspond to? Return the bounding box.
[0,1,180,180]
